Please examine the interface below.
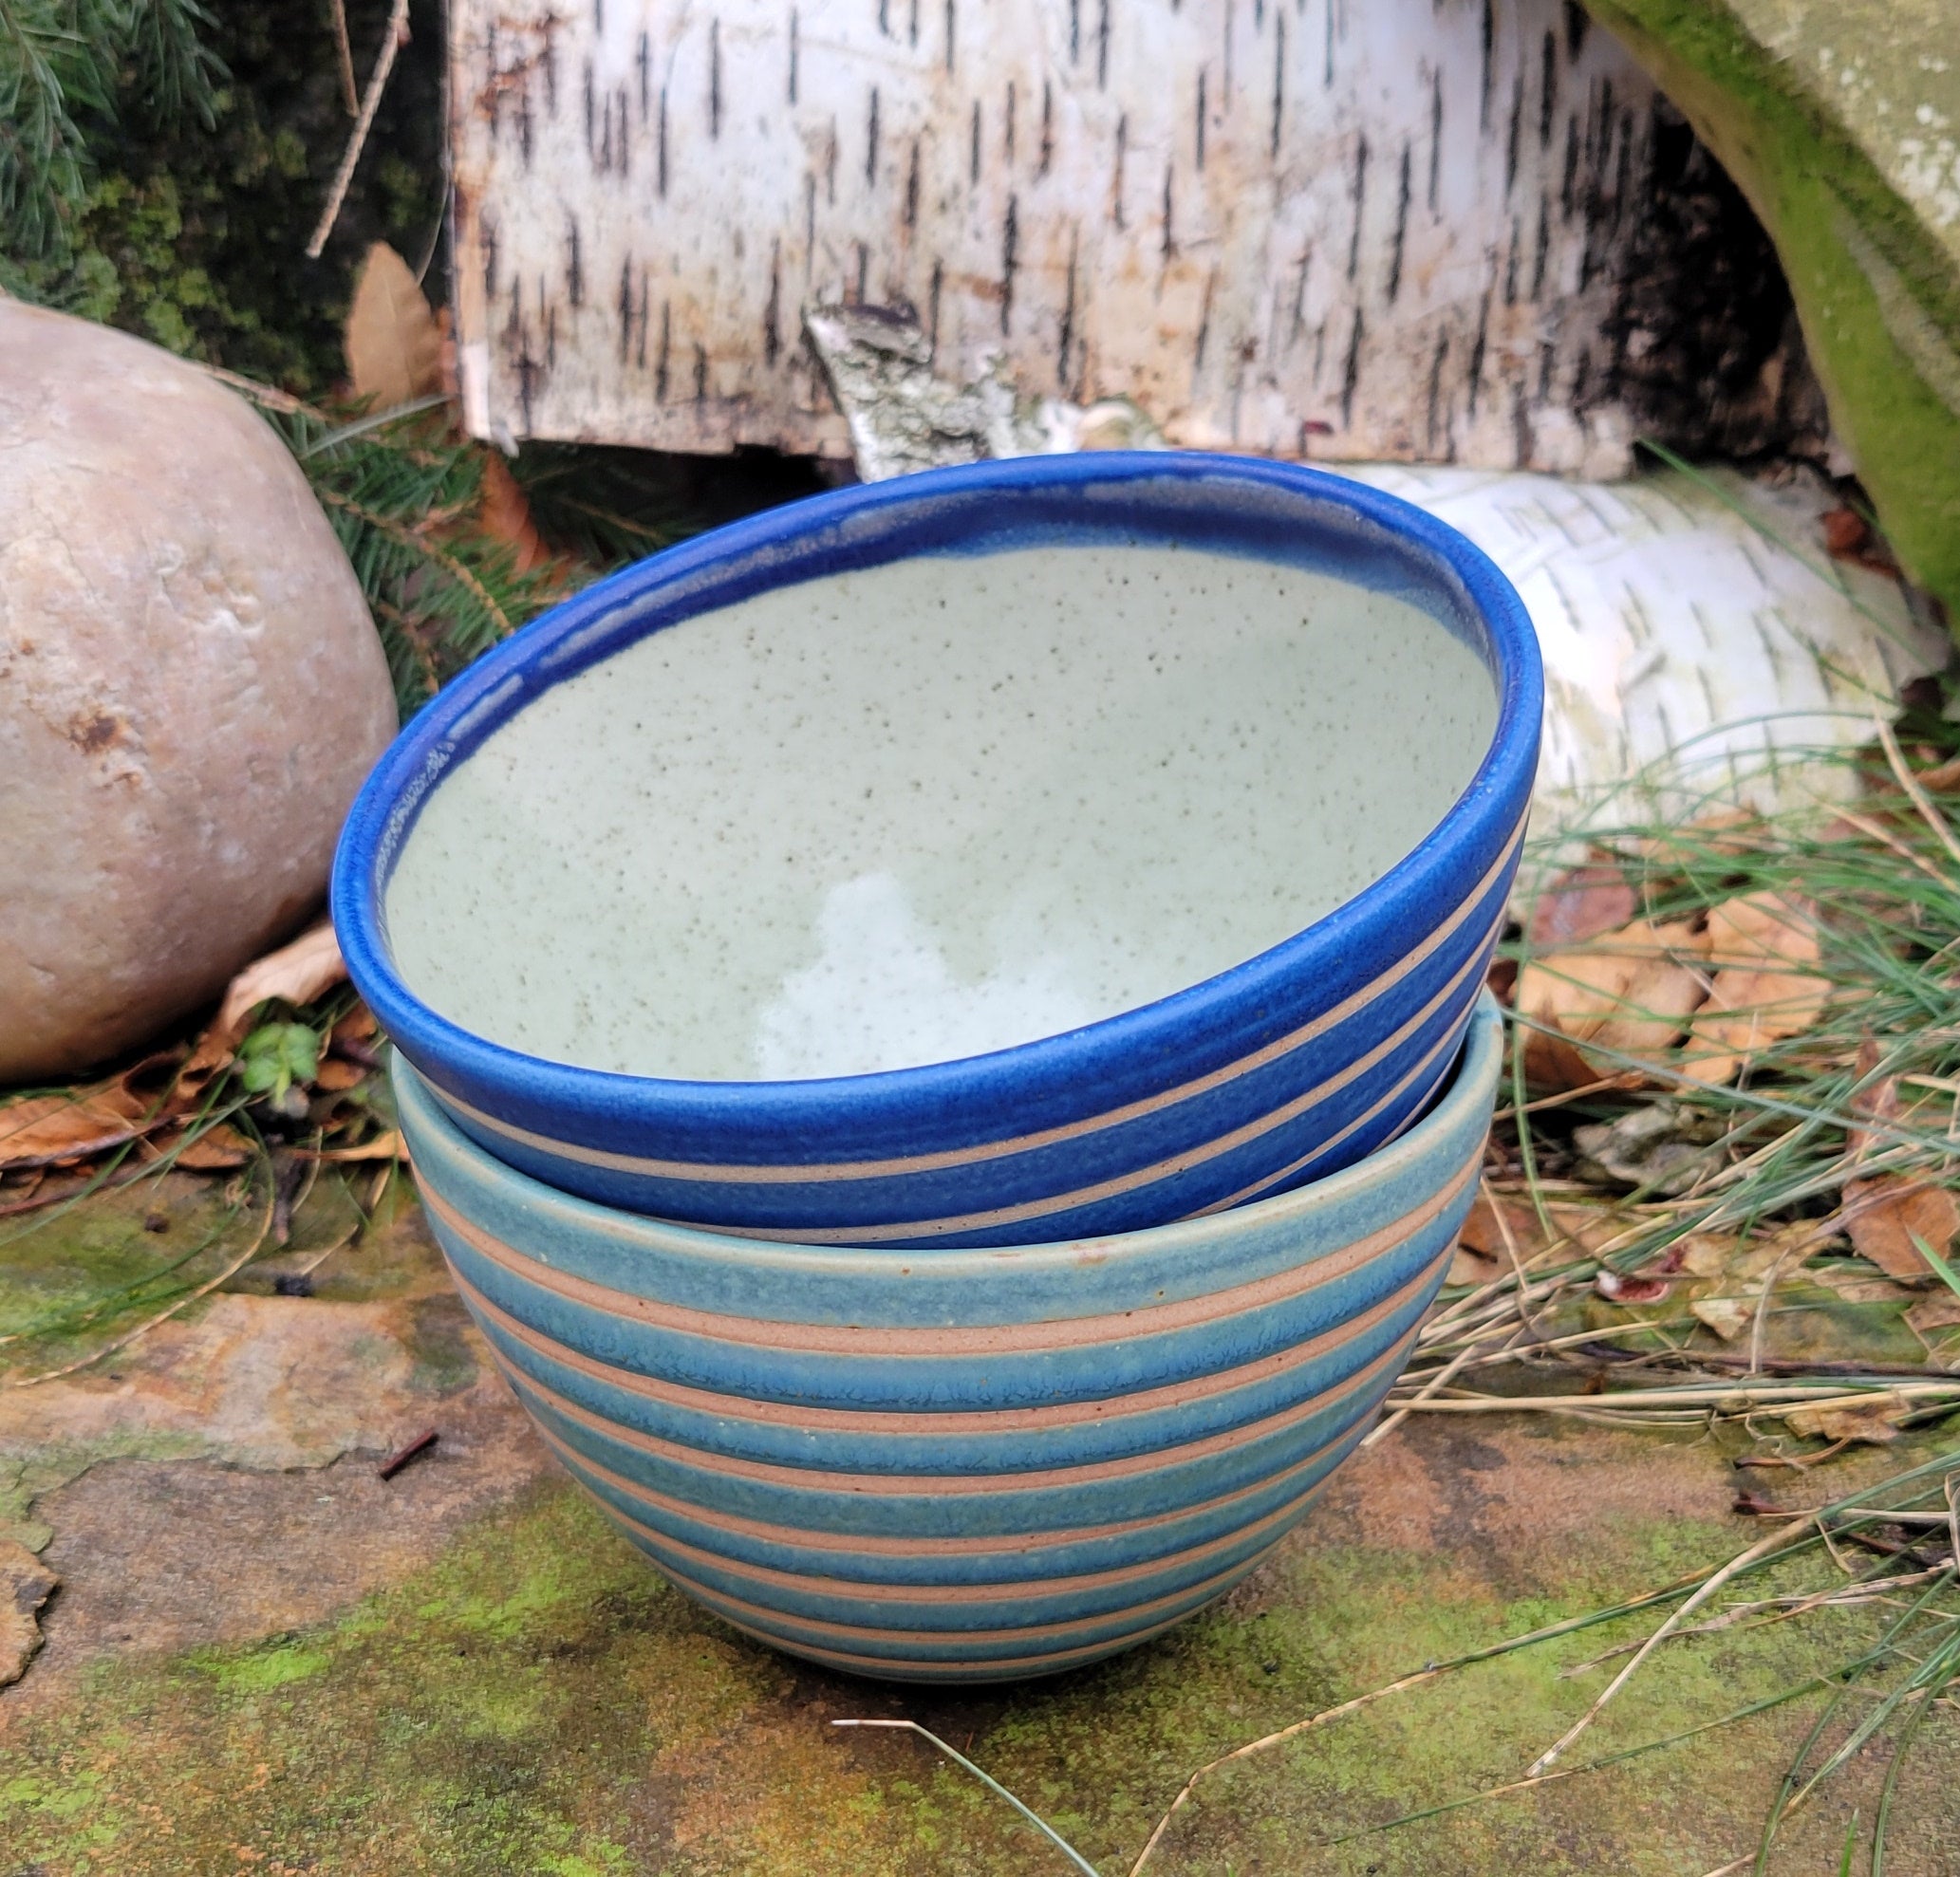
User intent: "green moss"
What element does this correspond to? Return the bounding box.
[6,1468,1956,1874]
[1581,0,1960,626]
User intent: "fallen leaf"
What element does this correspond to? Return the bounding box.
[0,1539,58,1687]
[1573,1101,1724,1195]
[1690,1296,1753,1342]
[1518,918,1711,1090]
[477,453,560,577]
[332,1006,378,1048]
[313,1058,367,1092]
[1783,1400,1904,1445]
[345,242,445,410]
[1527,860,1637,950]
[170,1124,256,1171]
[1684,894,1830,1086]
[1906,1292,1960,1337]
[1596,1268,1672,1305]
[1447,1246,1504,1286]
[309,1129,404,1162]
[0,1086,150,1170]
[1842,1175,1959,1284]
[1913,750,1960,794]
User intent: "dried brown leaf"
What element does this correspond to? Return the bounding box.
[1527,861,1636,951]
[1517,918,1711,1091]
[477,453,560,578]
[1905,1292,1960,1336]
[1783,1400,1904,1444]
[170,1124,255,1171]
[310,1129,404,1162]
[1447,1246,1505,1286]
[0,1086,151,1170]
[313,1058,367,1092]
[1690,1296,1753,1342]
[1842,1175,1959,1284]
[214,922,346,1046]
[1684,895,1830,1086]
[345,242,445,409]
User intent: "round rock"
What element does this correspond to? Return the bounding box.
[0,301,398,1082]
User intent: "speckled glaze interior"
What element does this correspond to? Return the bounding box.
[383,541,1497,1082]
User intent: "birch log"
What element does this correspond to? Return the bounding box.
[450,0,1819,472]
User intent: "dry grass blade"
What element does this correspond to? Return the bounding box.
[1876,714,1960,875]
[831,1719,1099,1875]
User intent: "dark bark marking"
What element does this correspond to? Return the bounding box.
[1559,114,1577,217]
[1111,113,1127,229]
[1425,330,1449,451]
[567,217,583,307]
[1058,228,1077,388]
[618,258,634,362]
[1096,0,1111,87]
[1537,338,1555,399]
[879,0,889,35]
[1529,195,1549,298]
[1346,132,1368,280]
[518,73,533,165]
[764,241,782,363]
[1270,11,1284,158]
[867,85,880,185]
[1466,288,1489,417]
[1323,0,1334,88]
[970,100,982,184]
[1386,140,1409,303]
[1193,267,1216,373]
[483,223,498,302]
[928,259,943,360]
[1478,0,1493,131]
[855,241,868,301]
[1070,0,1080,62]
[1611,107,1633,232]
[636,271,648,370]
[694,342,708,402]
[1510,382,1533,467]
[1000,195,1018,333]
[655,86,667,193]
[1196,68,1206,170]
[944,0,955,72]
[1504,76,1522,197]
[656,302,671,400]
[544,38,558,116]
[789,10,798,102]
[1539,28,1557,148]
[909,0,919,46]
[583,60,595,156]
[1313,317,1325,383]
[803,172,816,274]
[1563,0,1588,59]
[1502,215,1519,305]
[1338,306,1363,428]
[1040,81,1054,175]
[1005,80,1017,165]
[827,122,838,202]
[1161,161,1174,257]
[709,19,721,138]
[905,139,921,227]
[1291,247,1310,343]
[488,25,502,142]
[593,0,603,32]
[1428,66,1441,214]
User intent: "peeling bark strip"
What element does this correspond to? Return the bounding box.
[450,0,1818,471]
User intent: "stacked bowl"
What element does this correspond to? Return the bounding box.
[333,453,1540,1682]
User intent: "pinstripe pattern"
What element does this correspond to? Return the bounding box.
[338,455,1541,1251]
[396,993,1502,1682]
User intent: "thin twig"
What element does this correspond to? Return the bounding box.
[328,0,359,113]
[832,1720,1099,1875]
[306,0,412,258]
[1876,715,1960,876]
[1525,1516,1815,1775]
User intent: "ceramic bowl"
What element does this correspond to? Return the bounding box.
[336,453,1538,1249]
[394,992,1501,1683]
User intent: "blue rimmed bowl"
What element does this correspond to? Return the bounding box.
[335,453,1538,1250]
[396,992,1501,1684]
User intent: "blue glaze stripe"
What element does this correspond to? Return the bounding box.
[416,1160,1474,1358]
[422,816,1521,1190]
[445,1251,1443,1437]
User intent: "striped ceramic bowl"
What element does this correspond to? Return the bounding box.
[336,454,1538,1249]
[395,993,1501,1684]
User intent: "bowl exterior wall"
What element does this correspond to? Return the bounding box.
[396,996,1501,1682]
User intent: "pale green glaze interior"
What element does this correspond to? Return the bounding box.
[384,543,1497,1081]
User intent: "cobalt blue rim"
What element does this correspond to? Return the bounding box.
[332,451,1541,1159]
